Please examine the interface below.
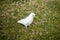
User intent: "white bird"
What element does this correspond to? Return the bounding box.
[17,12,35,28]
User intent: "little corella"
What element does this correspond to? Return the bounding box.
[17,12,35,28]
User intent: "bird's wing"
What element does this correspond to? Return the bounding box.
[17,14,32,25]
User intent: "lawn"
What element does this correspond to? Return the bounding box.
[0,0,60,40]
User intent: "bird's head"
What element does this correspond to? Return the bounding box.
[30,12,35,17]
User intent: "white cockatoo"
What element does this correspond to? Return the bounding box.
[17,12,35,28]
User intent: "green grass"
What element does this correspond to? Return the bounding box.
[0,0,60,40]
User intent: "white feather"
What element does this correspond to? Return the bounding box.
[17,12,35,28]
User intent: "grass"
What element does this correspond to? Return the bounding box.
[0,0,60,40]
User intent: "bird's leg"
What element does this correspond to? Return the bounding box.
[25,25,27,28]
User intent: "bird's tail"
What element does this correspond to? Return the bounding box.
[17,21,20,23]
[17,20,23,24]
[17,21,21,23]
